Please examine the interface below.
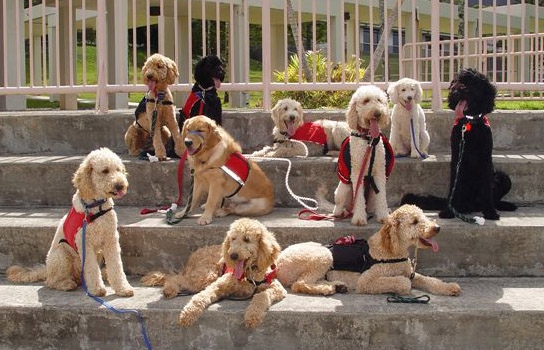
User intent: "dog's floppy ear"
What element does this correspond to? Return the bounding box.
[205,118,222,147]
[386,82,399,104]
[256,226,281,271]
[72,154,95,199]
[221,231,232,266]
[165,57,179,85]
[271,99,283,124]
[346,94,359,130]
[379,213,400,255]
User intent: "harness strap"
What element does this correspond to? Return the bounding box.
[221,152,251,198]
[60,200,112,252]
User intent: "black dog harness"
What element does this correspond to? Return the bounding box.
[327,237,408,273]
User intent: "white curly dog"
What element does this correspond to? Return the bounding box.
[333,85,391,226]
[251,98,350,157]
[7,148,134,297]
[387,78,430,158]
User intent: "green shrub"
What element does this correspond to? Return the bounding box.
[272,51,365,109]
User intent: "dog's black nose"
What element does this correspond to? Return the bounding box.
[434,225,441,233]
[407,96,413,100]
[115,184,125,192]
[184,139,193,147]
[146,74,154,80]
[289,115,296,121]
[374,111,382,119]
[230,253,238,261]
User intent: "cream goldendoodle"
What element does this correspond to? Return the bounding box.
[387,78,430,158]
[178,218,286,329]
[251,98,350,157]
[124,53,184,160]
[333,85,392,226]
[7,148,134,297]
[277,205,461,297]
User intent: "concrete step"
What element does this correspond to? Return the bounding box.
[0,110,542,155]
[0,153,541,208]
[1,206,543,278]
[0,275,543,350]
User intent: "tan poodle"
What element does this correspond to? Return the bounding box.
[178,218,286,328]
[124,53,184,160]
[7,148,134,297]
[251,98,350,157]
[177,115,275,225]
[277,205,461,297]
[387,78,430,158]
[333,85,392,226]
[140,244,223,299]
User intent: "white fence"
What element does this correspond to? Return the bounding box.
[0,0,542,111]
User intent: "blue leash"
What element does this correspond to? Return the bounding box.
[80,218,153,350]
[409,118,428,159]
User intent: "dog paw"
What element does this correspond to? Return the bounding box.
[89,286,107,297]
[445,282,461,296]
[116,287,134,297]
[335,283,348,294]
[245,312,264,329]
[351,216,367,226]
[438,208,454,219]
[483,211,500,220]
[178,310,196,327]
[163,286,180,299]
[197,215,213,225]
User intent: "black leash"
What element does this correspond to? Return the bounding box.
[387,294,430,304]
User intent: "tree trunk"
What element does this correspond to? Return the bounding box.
[362,0,405,82]
[286,0,312,81]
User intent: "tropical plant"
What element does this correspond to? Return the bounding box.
[272,51,366,109]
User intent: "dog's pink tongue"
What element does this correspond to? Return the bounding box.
[233,260,245,280]
[147,80,156,92]
[286,121,296,136]
[369,118,380,139]
[405,100,413,111]
[422,237,439,252]
[455,100,467,119]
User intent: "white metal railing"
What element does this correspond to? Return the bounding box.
[0,0,542,112]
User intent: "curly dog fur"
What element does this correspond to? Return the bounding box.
[333,85,391,225]
[140,245,223,299]
[178,218,286,328]
[277,205,461,296]
[177,115,274,225]
[7,148,134,297]
[401,68,517,219]
[124,53,184,160]
[387,78,430,158]
[251,98,350,157]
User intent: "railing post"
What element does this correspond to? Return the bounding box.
[96,0,108,113]
[430,0,442,111]
[262,0,271,111]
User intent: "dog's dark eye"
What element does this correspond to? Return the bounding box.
[283,106,288,111]
[243,236,250,243]
[102,168,110,175]
[412,218,419,225]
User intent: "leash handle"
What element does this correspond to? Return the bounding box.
[387,294,430,304]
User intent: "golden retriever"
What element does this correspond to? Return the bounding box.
[177,115,275,225]
[178,218,286,328]
[277,205,461,296]
[7,148,134,297]
[124,53,184,160]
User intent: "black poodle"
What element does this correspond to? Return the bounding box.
[401,68,517,221]
[179,54,225,126]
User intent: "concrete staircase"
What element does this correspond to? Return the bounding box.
[0,109,543,350]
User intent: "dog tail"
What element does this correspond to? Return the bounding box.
[400,193,447,211]
[6,264,47,283]
[140,271,168,287]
